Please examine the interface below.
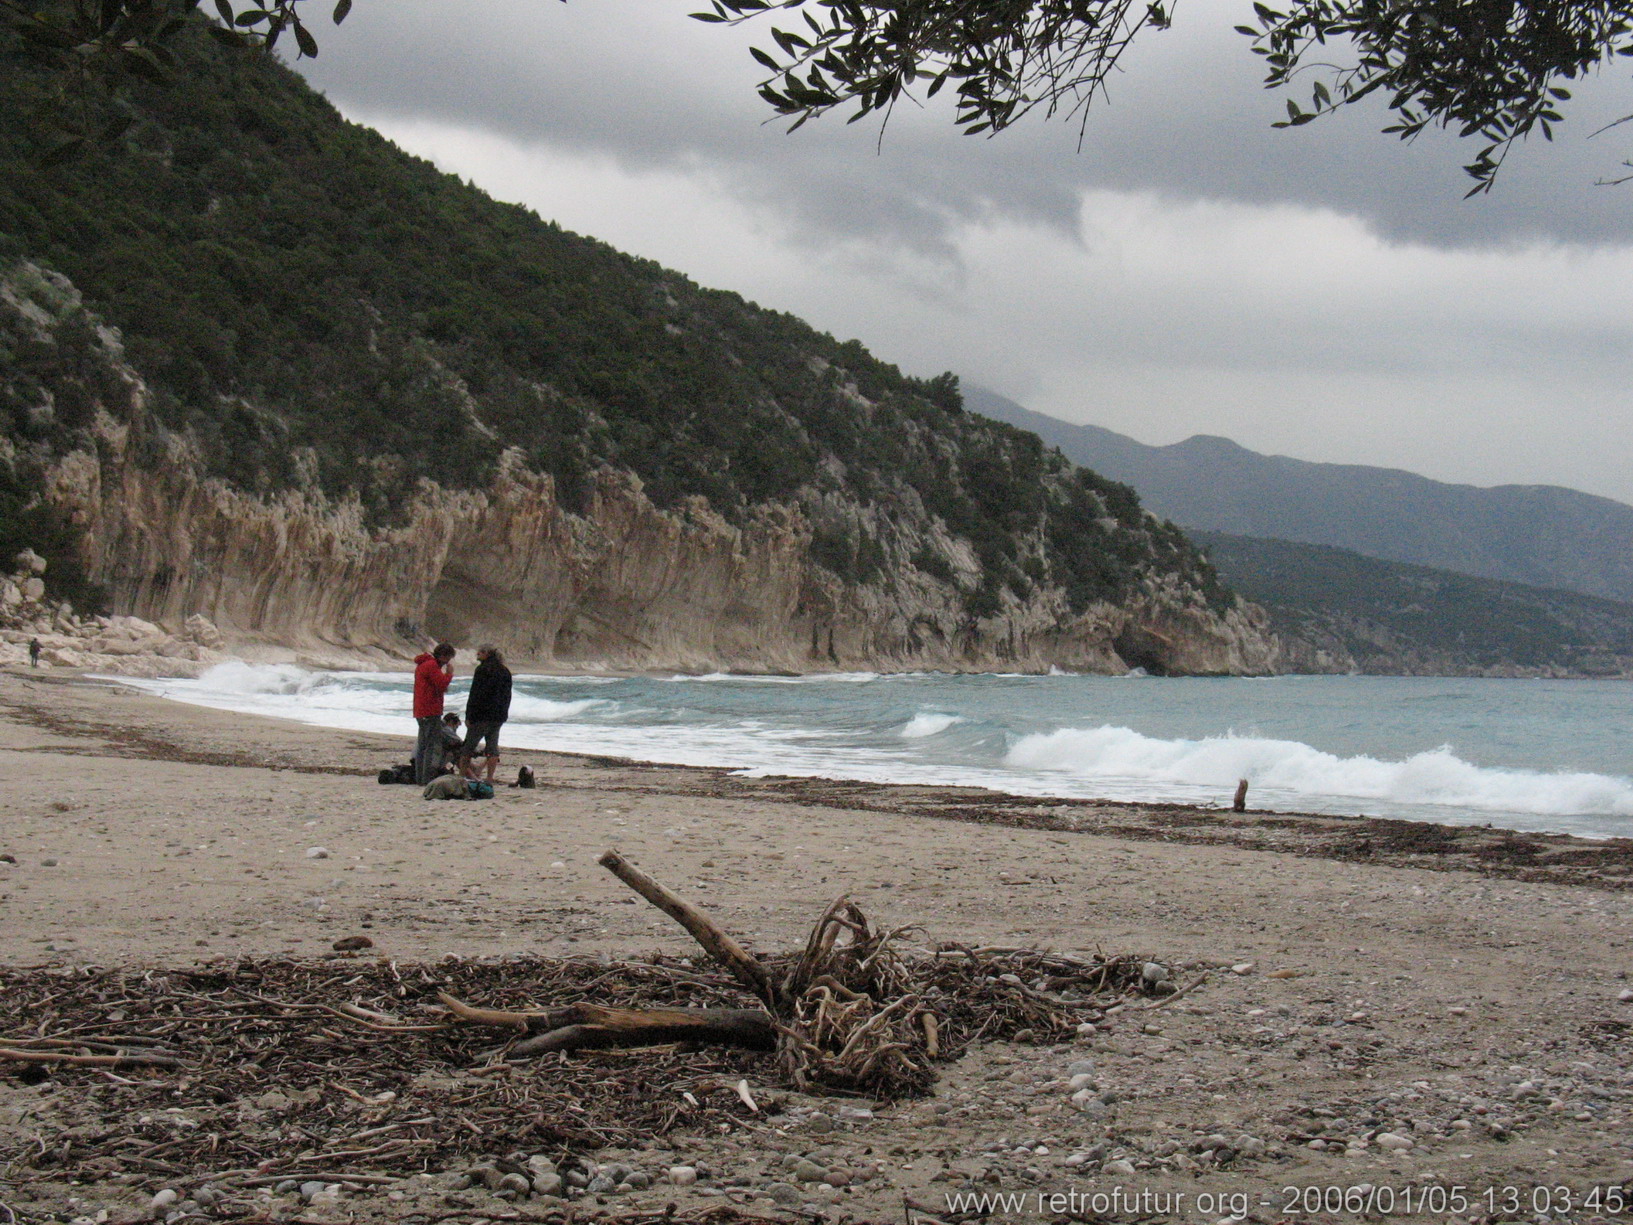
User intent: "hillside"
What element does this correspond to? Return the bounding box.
[0,22,1274,676]
[967,388,1633,604]
[1192,531,1633,677]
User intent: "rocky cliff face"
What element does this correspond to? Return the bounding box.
[45,413,1279,675]
[5,261,1279,676]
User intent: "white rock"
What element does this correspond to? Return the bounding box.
[14,548,46,575]
[184,613,225,649]
[1103,1159,1137,1176]
[149,1189,178,1217]
[1374,1132,1413,1152]
[1618,989,1633,1003]
[20,576,44,601]
[1231,962,1256,975]
[306,847,330,859]
[0,580,18,609]
[668,1166,698,1186]
[1068,1073,1094,1090]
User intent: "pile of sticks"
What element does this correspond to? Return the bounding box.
[437,851,1150,1098]
[0,851,1165,1194]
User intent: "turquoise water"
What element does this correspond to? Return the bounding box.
[115,665,1633,838]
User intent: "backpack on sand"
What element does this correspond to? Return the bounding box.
[422,774,468,800]
[465,780,494,800]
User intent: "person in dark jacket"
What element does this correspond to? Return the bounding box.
[412,642,456,786]
[460,643,513,783]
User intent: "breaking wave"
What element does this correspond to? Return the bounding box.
[1006,725,1633,817]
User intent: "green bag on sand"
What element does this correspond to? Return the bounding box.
[422,774,467,800]
[465,780,494,800]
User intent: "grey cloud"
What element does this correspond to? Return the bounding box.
[295,0,1633,256]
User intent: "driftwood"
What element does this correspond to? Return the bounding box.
[0,1045,184,1067]
[435,850,1164,1097]
[597,850,776,1005]
[436,994,777,1055]
[438,851,935,1087]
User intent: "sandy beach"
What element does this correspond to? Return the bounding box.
[2,665,1631,1224]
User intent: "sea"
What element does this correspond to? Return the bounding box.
[109,664,1633,840]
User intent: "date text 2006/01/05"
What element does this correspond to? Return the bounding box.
[1278,1183,1628,1216]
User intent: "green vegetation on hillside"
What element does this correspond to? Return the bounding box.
[0,17,1231,618]
[1195,531,1633,676]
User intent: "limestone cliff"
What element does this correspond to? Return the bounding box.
[45,414,1278,675]
[5,262,1279,677]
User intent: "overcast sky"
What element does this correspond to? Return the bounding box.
[296,0,1633,506]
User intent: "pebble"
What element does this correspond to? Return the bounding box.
[1375,1133,1414,1152]
[1066,1059,1095,1076]
[532,1173,563,1196]
[792,1159,827,1183]
[1141,962,1171,984]
[149,1189,178,1217]
[1068,1073,1094,1089]
[806,1112,834,1133]
[587,1173,617,1193]
[1076,1022,1096,1036]
[305,847,329,859]
[40,858,58,867]
[812,1183,841,1203]
[1103,1159,1137,1176]
[1231,962,1255,975]
[767,1181,802,1205]
[498,1173,532,1195]
[668,1166,698,1186]
[299,1181,328,1200]
[1619,989,1633,1003]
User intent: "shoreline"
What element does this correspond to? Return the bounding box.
[23,666,1633,892]
[84,663,1633,871]
[4,666,1633,1223]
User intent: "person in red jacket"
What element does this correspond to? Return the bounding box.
[412,642,456,785]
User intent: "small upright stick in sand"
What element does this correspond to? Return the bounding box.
[1233,778,1249,812]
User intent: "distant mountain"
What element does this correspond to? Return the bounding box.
[966,387,1633,603]
[1192,531,1633,677]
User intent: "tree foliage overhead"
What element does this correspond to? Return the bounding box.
[698,0,1633,192]
[6,0,1630,189]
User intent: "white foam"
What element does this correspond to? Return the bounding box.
[506,694,606,721]
[671,671,885,684]
[899,712,964,739]
[1006,725,1633,817]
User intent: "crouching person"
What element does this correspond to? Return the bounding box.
[460,644,512,784]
